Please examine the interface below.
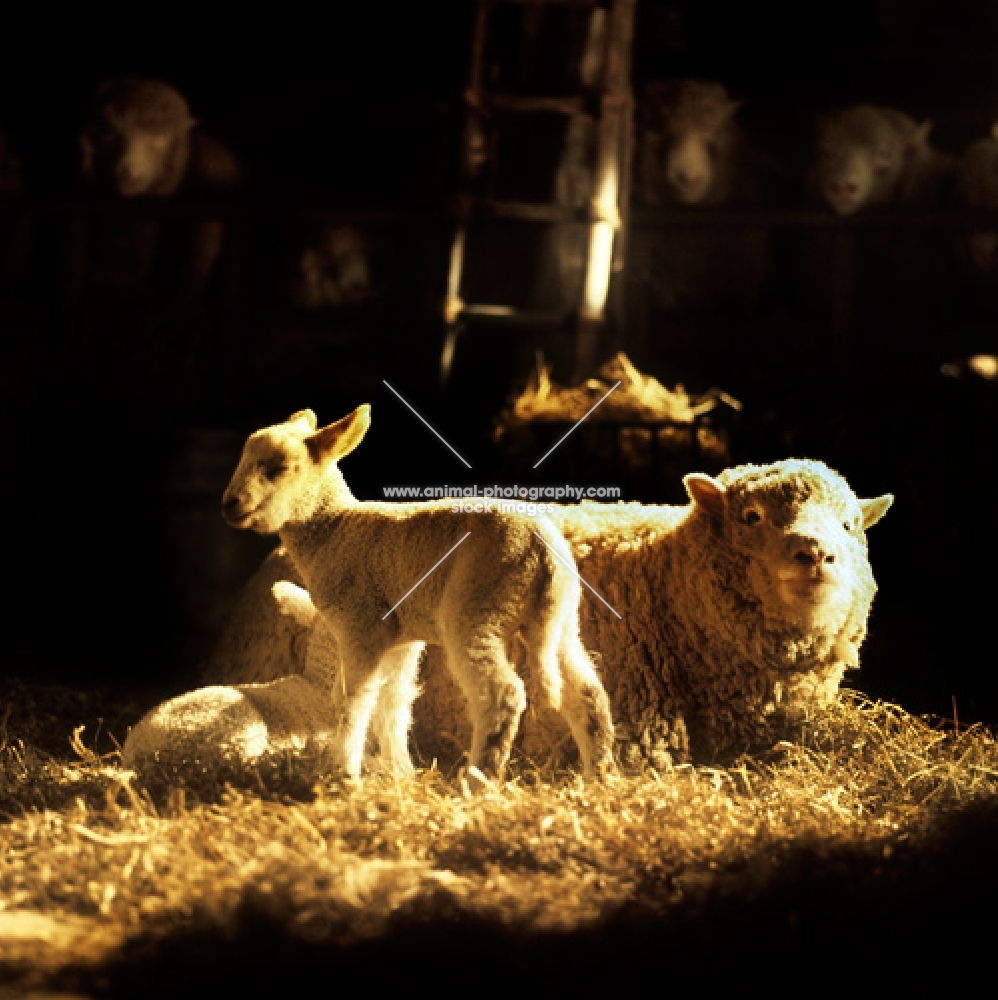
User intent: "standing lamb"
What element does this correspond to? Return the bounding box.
[208,459,891,769]
[219,405,614,782]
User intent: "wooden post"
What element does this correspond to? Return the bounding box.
[573,0,636,382]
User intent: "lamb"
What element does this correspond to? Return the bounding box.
[809,104,956,215]
[208,459,892,769]
[629,79,769,329]
[121,580,396,786]
[219,405,615,782]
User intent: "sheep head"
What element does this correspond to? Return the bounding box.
[684,459,892,632]
[811,105,916,215]
[221,405,371,533]
[641,79,743,206]
[80,77,196,197]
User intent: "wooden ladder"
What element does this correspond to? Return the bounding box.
[441,0,637,383]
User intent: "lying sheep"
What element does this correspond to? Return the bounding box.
[121,582,355,786]
[809,104,956,214]
[542,459,892,763]
[208,459,891,769]
[219,406,614,782]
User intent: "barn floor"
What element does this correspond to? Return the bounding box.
[1,678,997,994]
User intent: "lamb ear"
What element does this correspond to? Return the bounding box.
[306,404,371,463]
[684,472,726,518]
[287,409,317,432]
[860,494,893,530]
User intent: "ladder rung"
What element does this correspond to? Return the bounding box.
[469,199,590,222]
[458,305,573,326]
[478,94,590,115]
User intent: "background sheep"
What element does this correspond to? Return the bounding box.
[808,104,955,215]
[628,79,770,388]
[220,405,614,782]
[956,122,998,273]
[208,459,891,770]
[801,104,959,361]
[69,76,242,301]
[293,225,373,309]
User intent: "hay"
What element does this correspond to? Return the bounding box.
[2,682,998,990]
[494,353,738,475]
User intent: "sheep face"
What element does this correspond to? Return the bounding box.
[641,80,741,206]
[685,461,892,630]
[295,226,372,308]
[221,406,371,534]
[812,107,909,215]
[80,78,196,198]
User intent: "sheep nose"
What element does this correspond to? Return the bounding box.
[794,543,835,567]
[831,181,858,197]
[221,494,241,516]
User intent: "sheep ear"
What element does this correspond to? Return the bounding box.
[684,473,726,518]
[287,409,318,432]
[272,581,316,627]
[860,494,893,530]
[306,404,371,463]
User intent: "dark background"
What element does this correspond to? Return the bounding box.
[0,1,996,725]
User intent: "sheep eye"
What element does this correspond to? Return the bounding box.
[742,508,762,526]
[263,463,288,481]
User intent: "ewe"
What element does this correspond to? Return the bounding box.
[220,405,614,782]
